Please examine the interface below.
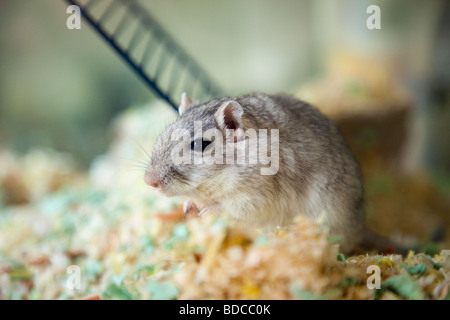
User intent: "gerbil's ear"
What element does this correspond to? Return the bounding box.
[178,92,193,116]
[214,100,244,142]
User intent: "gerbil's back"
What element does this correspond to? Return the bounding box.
[238,93,365,249]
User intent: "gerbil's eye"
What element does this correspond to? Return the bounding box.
[191,139,212,152]
[202,140,212,151]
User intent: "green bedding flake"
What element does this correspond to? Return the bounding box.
[338,277,361,288]
[10,268,33,281]
[162,224,190,250]
[290,285,342,300]
[423,242,441,256]
[162,238,177,250]
[147,280,179,300]
[401,264,427,276]
[134,265,157,281]
[172,223,189,239]
[111,273,126,286]
[327,235,342,244]
[327,236,342,243]
[255,235,269,246]
[7,260,33,281]
[336,253,346,263]
[140,236,155,254]
[377,274,426,300]
[103,282,135,300]
[424,255,443,270]
[87,191,106,205]
[38,193,72,216]
[28,288,41,300]
[85,260,103,279]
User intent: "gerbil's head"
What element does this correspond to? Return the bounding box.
[144,93,251,201]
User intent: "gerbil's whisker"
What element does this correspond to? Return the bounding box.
[132,138,153,163]
[116,156,150,173]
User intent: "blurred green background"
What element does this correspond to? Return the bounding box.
[0,0,449,176]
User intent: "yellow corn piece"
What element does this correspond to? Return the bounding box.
[195,228,227,282]
[378,257,394,268]
[241,278,261,299]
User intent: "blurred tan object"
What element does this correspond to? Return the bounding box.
[0,151,30,205]
[0,149,84,205]
[296,52,412,173]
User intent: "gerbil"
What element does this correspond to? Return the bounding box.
[145,92,399,254]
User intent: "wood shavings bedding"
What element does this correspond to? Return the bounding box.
[0,177,448,300]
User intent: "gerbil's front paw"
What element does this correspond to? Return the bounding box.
[183,200,200,217]
[198,206,221,217]
[198,207,210,217]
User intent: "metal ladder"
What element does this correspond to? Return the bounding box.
[64,0,223,111]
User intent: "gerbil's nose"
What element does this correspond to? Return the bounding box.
[144,168,162,189]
